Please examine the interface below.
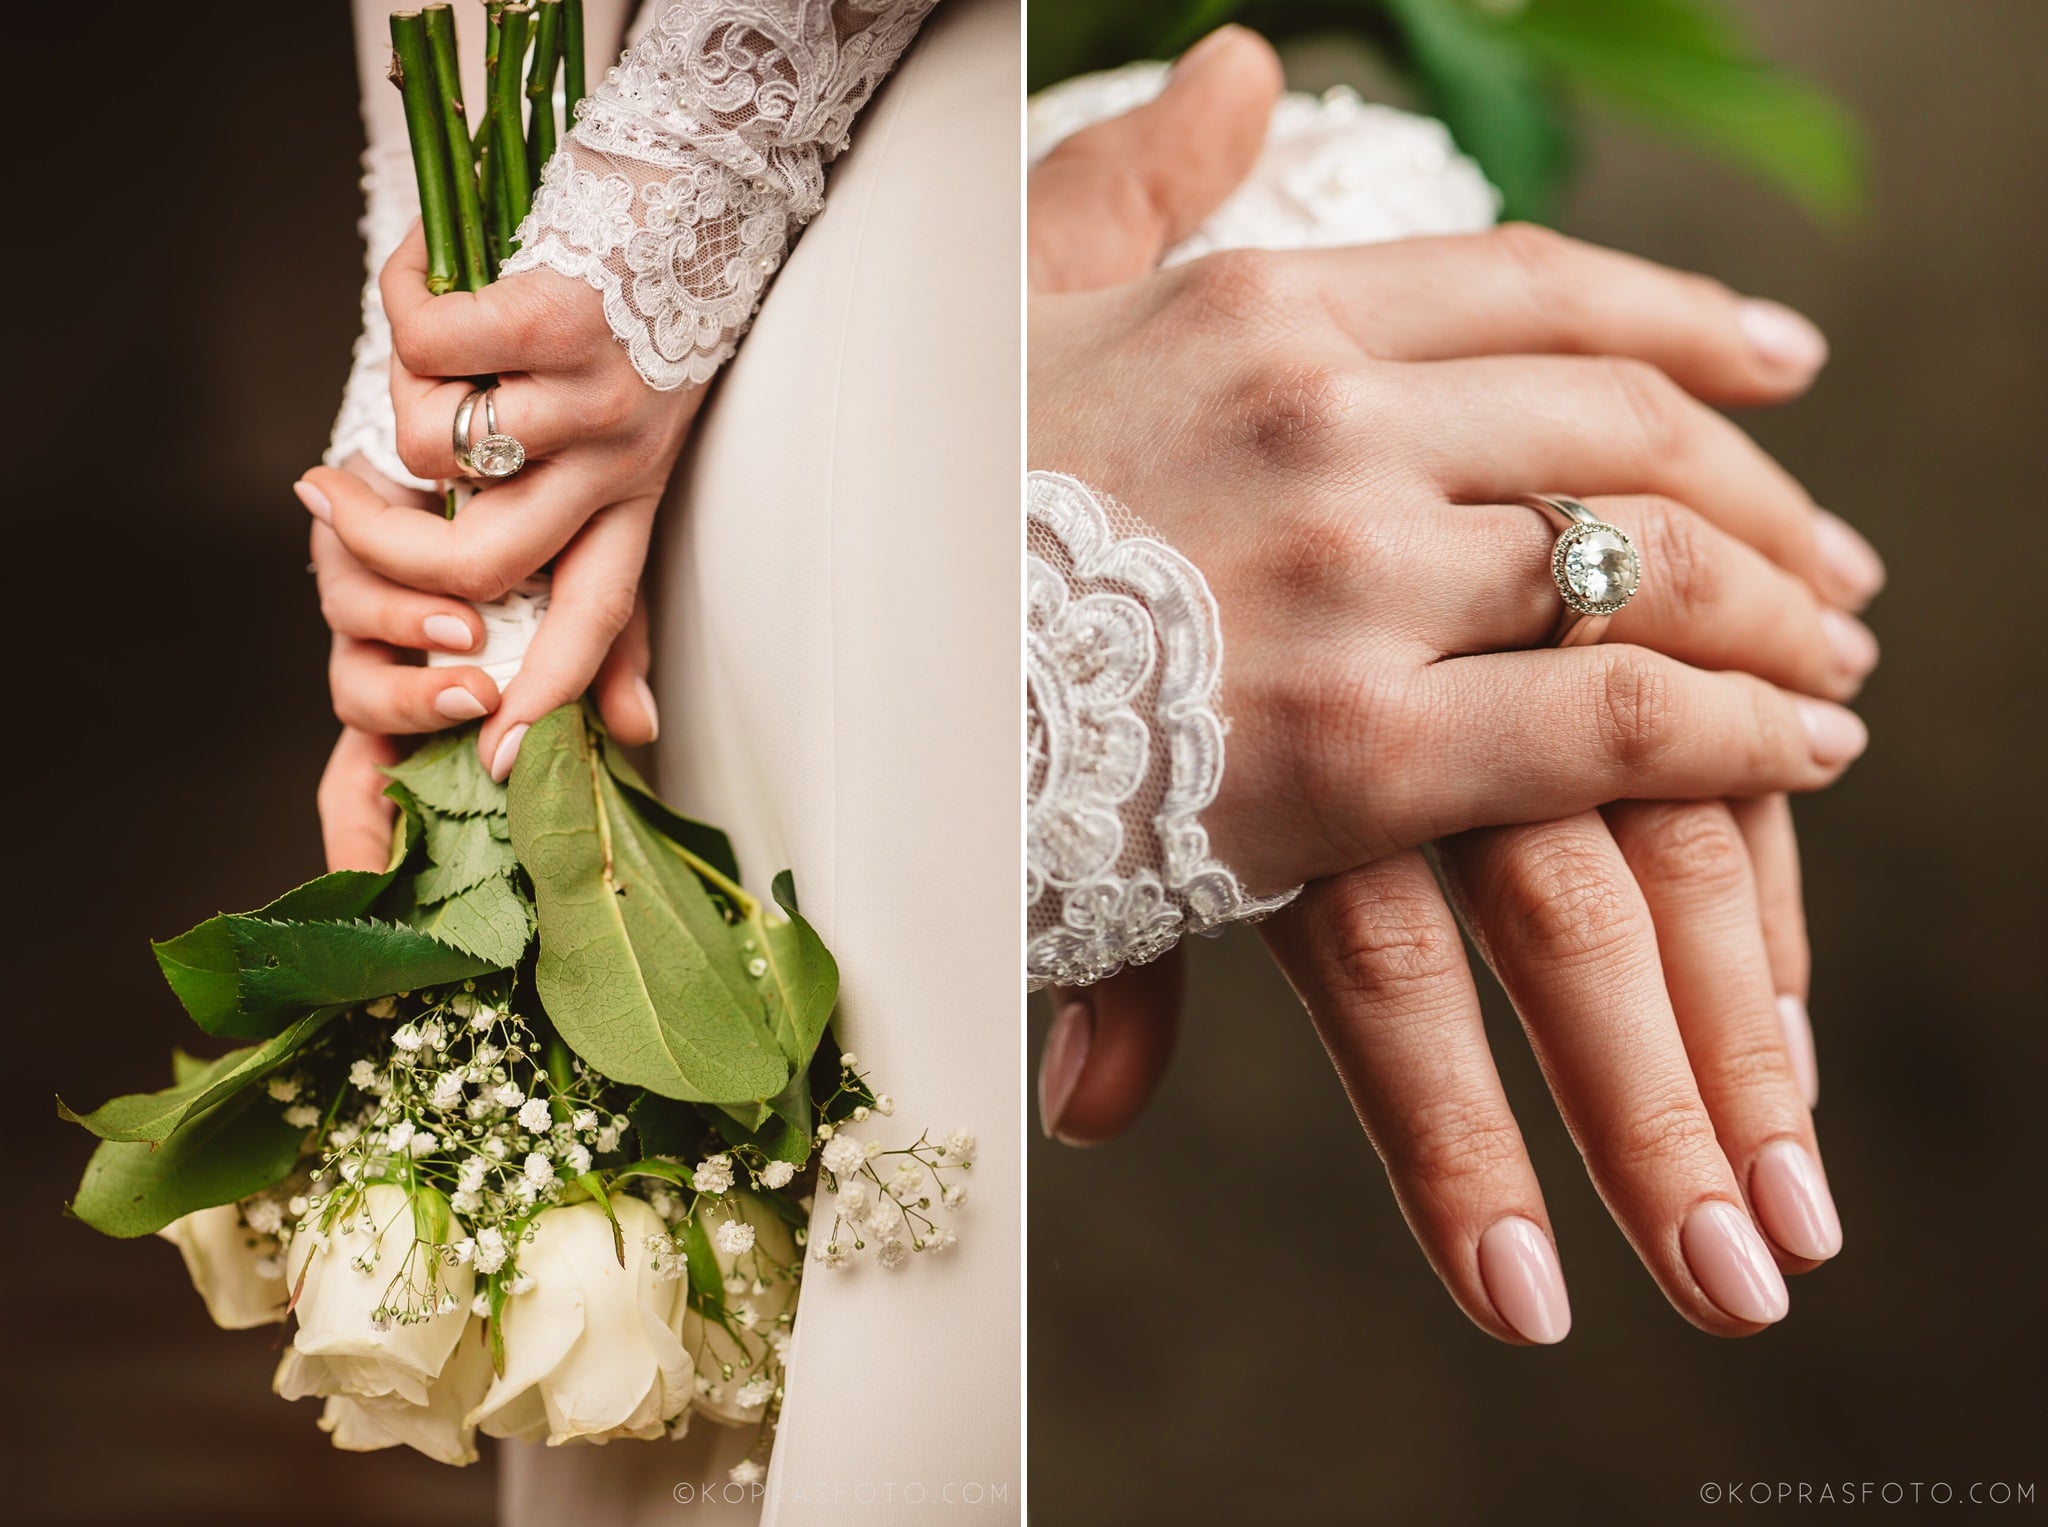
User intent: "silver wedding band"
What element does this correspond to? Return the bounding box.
[452,384,527,480]
[1522,494,1642,648]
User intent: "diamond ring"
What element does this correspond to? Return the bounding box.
[452,385,527,480]
[1523,494,1640,647]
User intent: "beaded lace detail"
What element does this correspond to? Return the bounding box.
[1026,472,1299,991]
[501,0,936,390]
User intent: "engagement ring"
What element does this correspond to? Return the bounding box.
[453,384,526,480]
[1523,493,1640,647]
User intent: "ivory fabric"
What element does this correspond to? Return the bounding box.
[499,1,1021,1520]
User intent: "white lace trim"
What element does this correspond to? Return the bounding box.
[502,0,935,391]
[1026,472,1299,991]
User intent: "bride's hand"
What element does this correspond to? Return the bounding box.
[305,456,659,873]
[299,221,701,780]
[1032,27,1871,1337]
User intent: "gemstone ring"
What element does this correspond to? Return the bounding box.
[452,384,527,481]
[1523,494,1641,648]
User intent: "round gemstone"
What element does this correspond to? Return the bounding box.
[1563,526,1636,609]
[470,434,526,479]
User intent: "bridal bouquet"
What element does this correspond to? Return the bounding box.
[61,1,967,1476]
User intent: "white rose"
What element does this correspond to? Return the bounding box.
[317,1316,495,1466]
[277,1182,474,1407]
[680,1192,799,1425]
[158,1204,287,1329]
[470,1196,692,1445]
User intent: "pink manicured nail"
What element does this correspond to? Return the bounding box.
[1813,509,1886,603]
[1478,1216,1571,1345]
[1777,994,1820,1109]
[433,687,488,722]
[1038,997,1094,1141]
[1750,1140,1843,1262]
[1737,298,1829,375]
[1682,1199,1790,1325]
[423,614,477,652]
[634,677,661,742]
[293,479,332,524]
[1819,609,1880,681]
[489,722,530,782]
[1796,699,1868,766]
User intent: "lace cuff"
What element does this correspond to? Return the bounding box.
[502,0,936,391]
[1026,472,1300,991]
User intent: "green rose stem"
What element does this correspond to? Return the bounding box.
[388,11,460,295]
[563,0,588,123]
[422,5,490,291]
[526,0,565,176]
[492,4,536,235]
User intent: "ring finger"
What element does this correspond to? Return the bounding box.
[1409,494,1877,701]
[390,363,588,484]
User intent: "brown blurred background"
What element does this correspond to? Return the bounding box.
[1028,1,2047,1523]
[7,6,495,1523]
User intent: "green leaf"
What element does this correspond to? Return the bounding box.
[598,734,741,885]
[169,1049,212,1088]
[411,1182,453,1246]
[678,1209,727,1314]
[1511,0,1864,221]
[413,809,520,903]
[403,874,534,969]
[1381,0,1571,221]
[69,1089,308,1239]
[577,1173,626,1266]
[509,708,790,1105]
[754,871,838,1071]
[628,1093,711,1161]
[231,918,495,1015]
[611,1158,691,1188]
[153,802,426,1037]
[384,727,508,818]
[60,1009,336,1144]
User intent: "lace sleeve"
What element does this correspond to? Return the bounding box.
[1026,473,1300,992]
[502,0,937,391]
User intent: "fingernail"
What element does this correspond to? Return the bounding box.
[1750,1140,1843,1262]
[489,722,530,782]
[1176,22,1246,72]
[423,614,478,652]
[1796,698,1868,766]
[433,686,489,721]
[293,479,332,524]
[1776,994,1820,1109]
[1819,608,1880,681]
[1477,1216,1572,1345]
[1038,996,1094,1141]
[1737,298,1828,375]
[1682,1199,1790,1325]
[1813,508,1886,603]
[634,677,661,742]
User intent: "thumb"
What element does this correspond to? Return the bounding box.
[1038,947,1186,1146]
[1028,25,1282,294]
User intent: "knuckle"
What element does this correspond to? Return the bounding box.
[1379,1097,1527,1190]
[1623,802,1753,901]
[1603,356,1690,463]
[1174,248,1299,330]
[394,411,442,477]
[1317,882,1466,1006]
[1490,220,1576,298]
[445,546,514,604]
[587,581,639,641]
[1596,648,1680,773]
[1224,361,1367,471]
[1601,1088,1722,1178]
[1630,497,1719,622]
[1715,1034,1800,1103]
[1500,832,1646,963]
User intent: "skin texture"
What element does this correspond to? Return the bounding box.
[1031,28,1881,1340]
